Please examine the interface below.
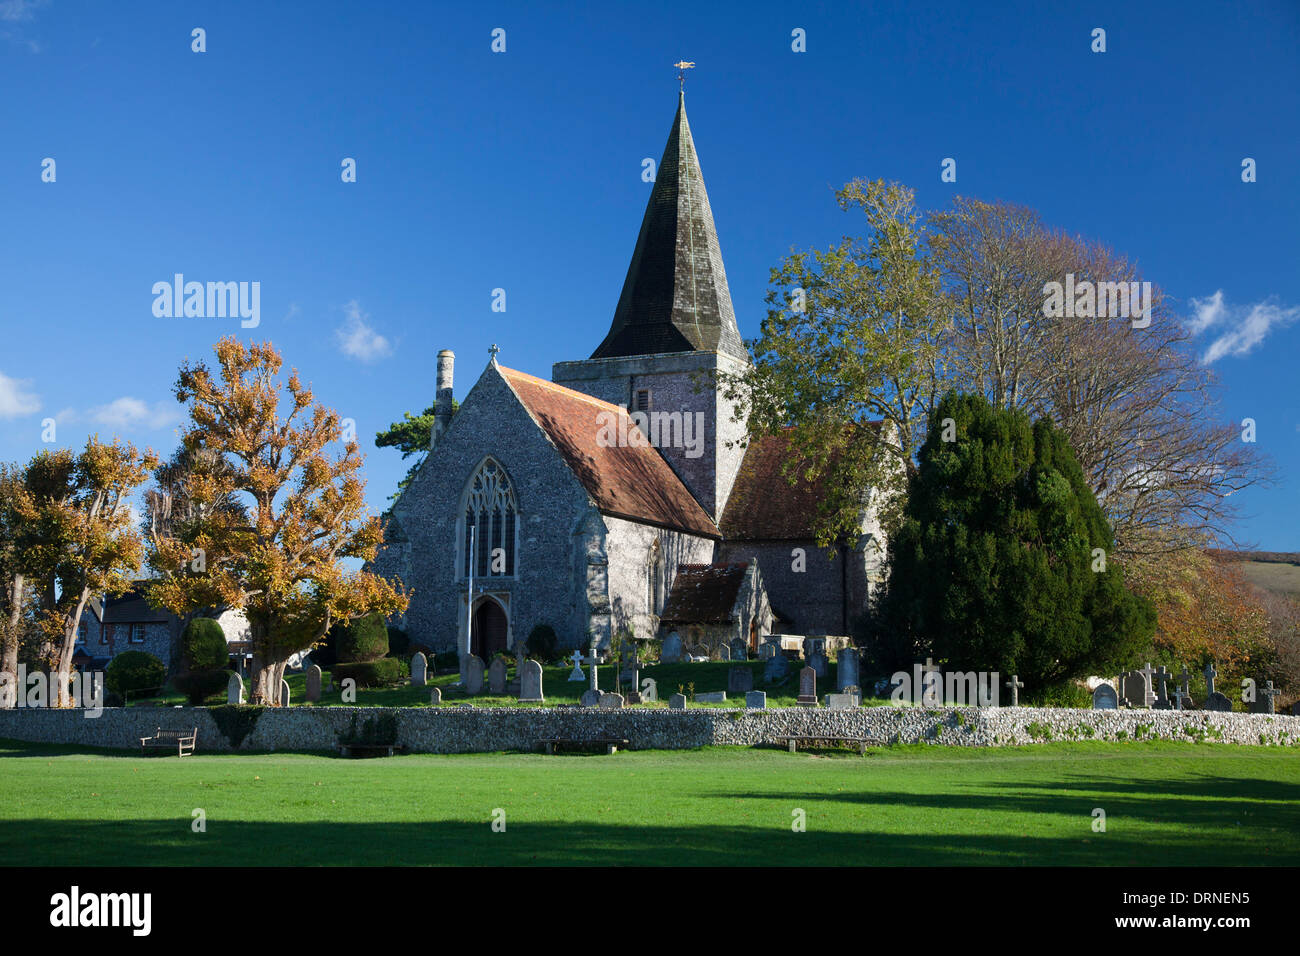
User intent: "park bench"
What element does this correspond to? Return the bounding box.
[538,736,630,755]
[336,743,399,758]
[774,734,883,755]
[139,727,198,757]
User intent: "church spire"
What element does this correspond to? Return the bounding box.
[591,90,749,362]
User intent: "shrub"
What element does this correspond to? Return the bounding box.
[105,651,166,698]
[174,668,231,705]
[386,626,410,659]
[335,612,389,663]
[333,658,408,688]
[1024,681,1093,709]
[181,617,229,671]
[526,624,559,663]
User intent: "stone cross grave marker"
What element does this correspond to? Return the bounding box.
[1202,662,1230,711]
[518,659,544,703]
[1091,682,1118,710]
[584,641,600,692]
[1153,666,1171,709]
[1171,684,1188,711]
[488,656,508,695]
[1004,675,1024,707]
[1137,663,1159,707]
[305,665,322,703]
[465,655,485,694]
[1254,680,1279,714]
[227,671,245,705]
[567,650,585,682]
[620,644,640,692]
[797,666,818,707]
[837,647,860,692]
[410,653,427,688]
[727,666,754,695]
[1204,661,1218,696]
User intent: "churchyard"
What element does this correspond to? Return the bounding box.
[2,737,1297,867]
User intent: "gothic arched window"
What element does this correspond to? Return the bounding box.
[647,540,666,615]
[462,458,517,578]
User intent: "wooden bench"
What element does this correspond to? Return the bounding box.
[337,743,398,758]
[139,727,197,757]
[774,735,882,755]
[539,737,630,755]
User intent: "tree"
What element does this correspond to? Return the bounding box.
[0,464,31,708]
[929,196,1270,561]
[147,337,407,705]
[867,392,1155,693]
[11,441,156,707]
[719,179,949,548]
[374,400,457,507]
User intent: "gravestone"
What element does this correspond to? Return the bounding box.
[568,650,585,682]
[661,632,683,663]
[429,686,442,705]
[803,636,826,660]
[1004,674,1024,707]
[488,657,508,695]
[808,652,828,679]
[695,692,727,704]
[305,665,322,703]
[410,653,427,688]
[227,672,245,705]
[745,690,767,709]
[1091,682,1118,710]
[620,644,640,692]
[518,659,544,703]
[1204,661,1219,696]
[1119,671,1148,708]
[797,666,818,707]
[639,677,658,703]
[730,638,748,661]
[764,652,789,684]
[584,643,600,693]
[824,692,859,710]
[1204,692,1232,712]
[279,679,291,707]
[727,666,754,695]
[837,647,860,692]
[669,693,687,709]
[1153,666,1171,710]
[465,655,485,694]
[599,692,625,710]
[715,644,731,661]
[1138,663,1158,707]
[580,688,602,707]
[1252,680,1279,714]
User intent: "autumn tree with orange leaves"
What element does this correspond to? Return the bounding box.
[147,338,406,705]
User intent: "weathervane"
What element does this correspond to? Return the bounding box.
[673,60,695,91]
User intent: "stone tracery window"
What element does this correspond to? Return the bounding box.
[462,458,517,578]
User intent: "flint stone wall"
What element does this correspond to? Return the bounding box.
[0,705,1297,754]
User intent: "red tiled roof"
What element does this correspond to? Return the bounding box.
[720,425,880,541]
[499,366,720,539]
[659,562,749,624]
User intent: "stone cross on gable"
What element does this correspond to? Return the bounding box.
[488,343,500,361]
[1204,661,1217,696]
[1004,675,1024,707]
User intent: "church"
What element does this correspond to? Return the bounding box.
[371,91,889,661]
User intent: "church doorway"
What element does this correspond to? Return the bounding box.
[470,598,508,660]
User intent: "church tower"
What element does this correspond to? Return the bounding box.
[552,91,750,519]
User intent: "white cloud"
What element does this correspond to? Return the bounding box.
[0,0,47,23]
[1187,290,1300,364]
[0,371,41,419]
[87,397,180,430]
[335,300,393,362]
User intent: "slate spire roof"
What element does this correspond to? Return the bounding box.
[591,92,749,361]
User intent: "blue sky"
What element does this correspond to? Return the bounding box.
[1,0,1297,548]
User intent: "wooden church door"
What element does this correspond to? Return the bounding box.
[471,600,508,660]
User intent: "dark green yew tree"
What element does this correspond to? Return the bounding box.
[870,392,1154,692]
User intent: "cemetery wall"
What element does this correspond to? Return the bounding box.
[1,704,1299,754]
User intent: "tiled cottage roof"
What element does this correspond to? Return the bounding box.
[659,562,748,625]
[721,425,882,541]
[499,365,720,539]
[591,93,749,362]
[100,582,172,624]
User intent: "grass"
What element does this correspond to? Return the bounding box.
[129,660,874,709]
[1,738,1297,866]
[1237,559,1300,595]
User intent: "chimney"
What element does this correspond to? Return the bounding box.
[432,350,454,448]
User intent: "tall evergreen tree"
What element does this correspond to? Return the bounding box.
[868,392,1154,692]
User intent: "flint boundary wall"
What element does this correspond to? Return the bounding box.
[1,705,1298,753]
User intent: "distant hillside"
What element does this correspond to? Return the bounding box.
[1207,550,1300,596]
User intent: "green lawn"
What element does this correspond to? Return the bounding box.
[2,738,1297,866]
